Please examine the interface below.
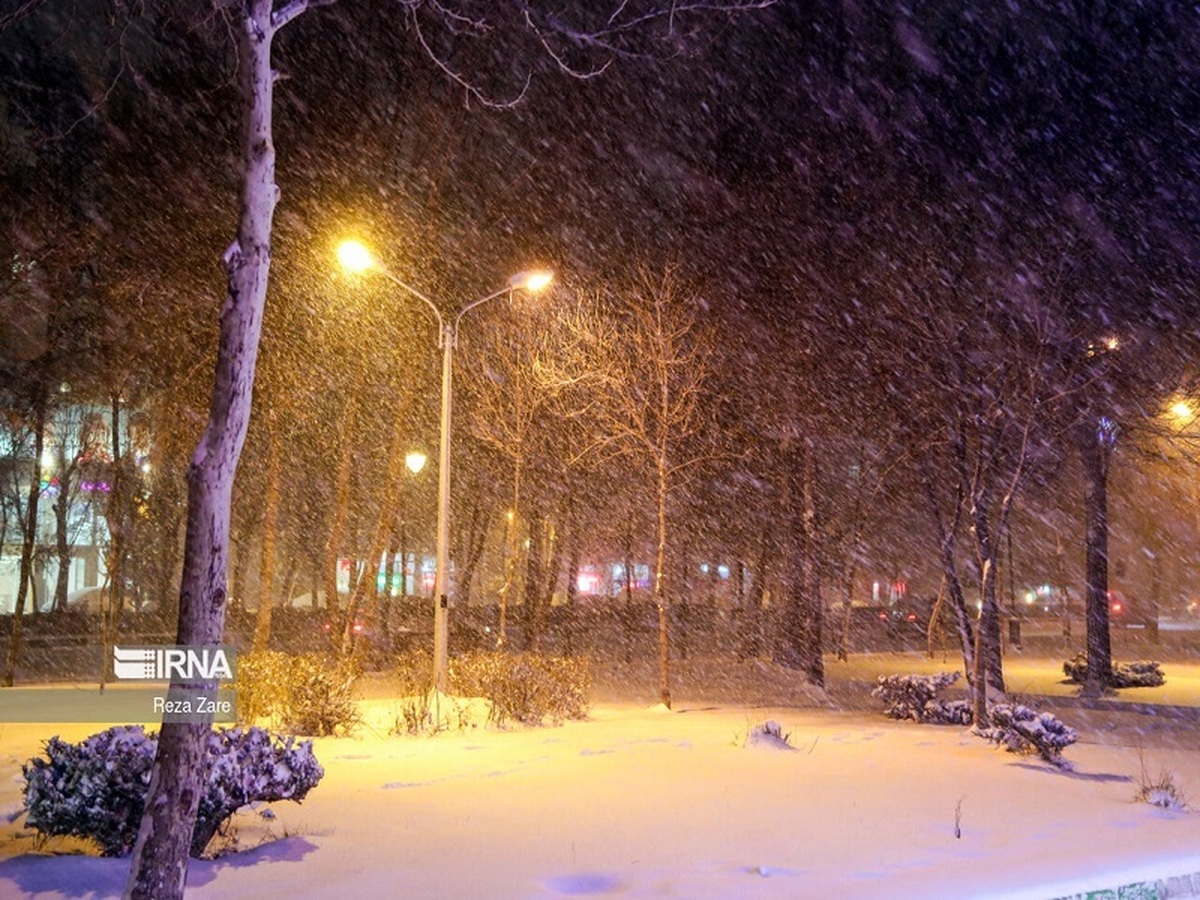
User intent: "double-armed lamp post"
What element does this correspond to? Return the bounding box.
[337,240,552,692]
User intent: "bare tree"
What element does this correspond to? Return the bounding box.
[340,419,411,657]
[557,266,715,707]
[2,380,47,685]
[461,313,561,647]
[887,265,1056,723]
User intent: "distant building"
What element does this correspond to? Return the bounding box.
[0,399,145,614]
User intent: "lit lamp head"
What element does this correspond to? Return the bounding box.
[405,450,428,475]
[508,270,553,293]
[337,240,374,274]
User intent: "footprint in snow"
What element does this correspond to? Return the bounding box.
[544,872,624,895]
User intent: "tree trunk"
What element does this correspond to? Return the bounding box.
[323,397,357,624]
[380,520,400,646]
[675,536,688,662]
[104,396,127,642]
[654,456,671,708]
[732,557,746,658]
[773,439,823,685]
[920,459,976,691]
[453,498,491,612]
[523,507,546,651]
[342,424,407,657]
[970,477,1007,727]
[563,515,580,656]
[740,530,769,661]
[498,456,522,648]
[4,388,46,686]
[799,439,823,686]
[540,517,563,645]
[252,412,281,653]
[1080,424,1113,696]
[230,526,251,613]
[53,459,71,613]
[621,527,637,665]
[124,3,284,895]
[835,458,864,662]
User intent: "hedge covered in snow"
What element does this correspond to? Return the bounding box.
[871,672,973,725]
[977,704,1078,767]
[22,725,323,857]
[1062,653,1165,688]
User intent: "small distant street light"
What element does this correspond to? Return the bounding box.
[397,448,428,599]
[337,239,552,692]
[405,449,428,477]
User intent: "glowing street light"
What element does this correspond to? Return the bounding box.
[396,448,427,602]
[337,239,552,693]
[336,239,374,274]
[405,449,428,476]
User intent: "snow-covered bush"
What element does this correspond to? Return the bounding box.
[22,725,324,857]
[742,720,794,750]
[1060,654,1087,684]
[449,652,591,727]
[1135,750,1188,810]
[22,726,153,856]
[1135,771,1188,810]
[871,672,972,725]
[192,727,325,854]
[1119,660,1166,687]
[977,704,1077,767]
[237,651,361,736]
[1062,653,1165,688]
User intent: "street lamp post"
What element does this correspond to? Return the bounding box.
[337,240,551,692]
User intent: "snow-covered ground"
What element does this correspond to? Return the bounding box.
[2,651,1200,899]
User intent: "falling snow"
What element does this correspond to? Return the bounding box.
[2,1,1199,897]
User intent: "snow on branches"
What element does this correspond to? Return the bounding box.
[977,705,1079,768]
[871,672,972,725]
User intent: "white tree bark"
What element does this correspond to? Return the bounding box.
[123,2,298,895]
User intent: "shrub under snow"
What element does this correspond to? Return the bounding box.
[977,704,1078,767]
[871,672,973,725]
[23,725,323,857]
[744,720,794,750]
[1062,653,1165,688]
